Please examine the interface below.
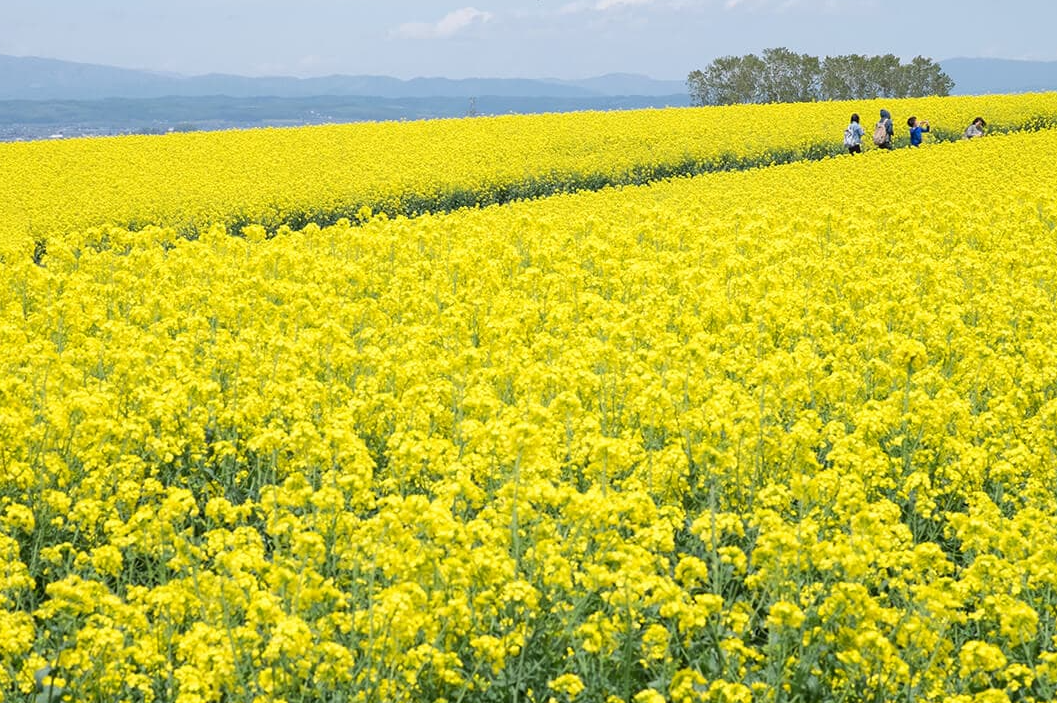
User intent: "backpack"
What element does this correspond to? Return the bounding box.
[873,120,888,146]
[843,125,857,148]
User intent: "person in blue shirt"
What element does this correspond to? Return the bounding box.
[907,116,930,147]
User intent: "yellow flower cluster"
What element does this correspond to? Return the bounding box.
[3,108,1057,702]
[2,92,1056,257]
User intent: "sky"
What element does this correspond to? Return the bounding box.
[3,0,1055,80]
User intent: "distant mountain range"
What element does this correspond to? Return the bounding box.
[4,54,1057,103]
[0,55,687,101]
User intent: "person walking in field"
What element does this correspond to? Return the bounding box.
[873,109,894,149]
[964,117,986,139]
[844,113,865,154]
[907,116,930,147]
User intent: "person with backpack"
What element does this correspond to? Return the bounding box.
[844,113,865,154]
[907,116,930,147]
[874,108,894,149]
[964,117,986,139]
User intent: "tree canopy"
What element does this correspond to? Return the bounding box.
[688,49,954,106]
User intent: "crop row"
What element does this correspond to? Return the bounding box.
[3,92,1057,259]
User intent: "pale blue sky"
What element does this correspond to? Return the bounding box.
[3,0,1054,80]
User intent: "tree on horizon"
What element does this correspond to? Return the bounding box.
[687,49,954,105]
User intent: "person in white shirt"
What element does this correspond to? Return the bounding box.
[843,113,865,154]
[964,117,986,139]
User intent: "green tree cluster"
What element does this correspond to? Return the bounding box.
[688,48,954,106]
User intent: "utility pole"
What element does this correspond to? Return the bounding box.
[467,96,478,117]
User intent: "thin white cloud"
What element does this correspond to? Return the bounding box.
[556,1,590,13]
[723,0,873,11]
[596,0,655,9]
[556,0,655,14]
[394,7,493,39]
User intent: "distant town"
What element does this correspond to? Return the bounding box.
[0,94,693,142]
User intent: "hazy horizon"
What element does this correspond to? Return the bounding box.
[6,53,1056,84]
[4,1,1057,82]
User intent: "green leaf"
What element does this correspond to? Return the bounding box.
[35,685,65,703]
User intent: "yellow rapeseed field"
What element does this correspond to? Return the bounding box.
[1,92,1056,259]
[3,114,1057,702]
